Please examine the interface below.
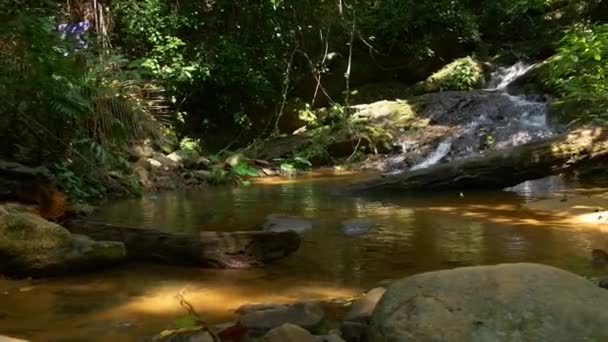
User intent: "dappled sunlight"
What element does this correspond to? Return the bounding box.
[252,169,374,186]
[108,282,359,317]
[422,191,608,231]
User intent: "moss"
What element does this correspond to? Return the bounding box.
[414,57,484,94]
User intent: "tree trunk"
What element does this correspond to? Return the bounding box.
[63,219,301,268]
[348,127,608,193]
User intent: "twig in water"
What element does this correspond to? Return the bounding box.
[176,289,221,342]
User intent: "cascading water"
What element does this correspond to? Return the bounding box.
[404,62,554,171]
[410,140,452,170]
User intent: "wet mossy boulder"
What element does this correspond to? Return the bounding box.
[369,263,608,341]
[0,210,125,277]
[414,57,484,94]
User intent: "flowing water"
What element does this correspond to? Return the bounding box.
[408,62,554,170]
[1,172,608,341]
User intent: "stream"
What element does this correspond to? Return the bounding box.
[1,171,608,341]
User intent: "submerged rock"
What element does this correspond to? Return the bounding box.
[369,263,608,341]
[263,323,315,342]
[0,212,126,277]
[262,214,319,234]
[237,301,325,336]
[340,219,375,236]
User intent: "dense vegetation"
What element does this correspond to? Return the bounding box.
[0,0,606,200]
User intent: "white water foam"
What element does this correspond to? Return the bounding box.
[411,140,453,171]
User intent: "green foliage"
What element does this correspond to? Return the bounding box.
[415,57,484,94]
[173,315,199,329]
[549,24,608,124]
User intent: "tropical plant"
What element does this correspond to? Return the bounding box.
[549,24,608,124]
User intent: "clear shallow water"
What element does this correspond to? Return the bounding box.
[1,171,607,341]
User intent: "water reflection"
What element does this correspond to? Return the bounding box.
[1,173,606,340]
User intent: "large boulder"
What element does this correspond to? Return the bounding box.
[0,211,126,277]
[369,263,608,341]
[414,57,484,94]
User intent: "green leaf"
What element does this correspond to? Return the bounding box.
[173,315,199,329]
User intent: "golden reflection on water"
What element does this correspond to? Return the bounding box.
[2,173,608,341]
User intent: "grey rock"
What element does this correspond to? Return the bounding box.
[340,218,375,236]
[263,323,315,342]
[343,287,386,322]
[262,214,319,234]
[370,263,608,342]
[167,150,201,169]
[0,212,126,277]
[238,301,325,336]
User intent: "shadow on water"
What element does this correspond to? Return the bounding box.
[1,172,607,340]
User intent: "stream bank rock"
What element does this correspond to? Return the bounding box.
[369,263,608,341]
[237,301,325,336]
[0,211,126,277]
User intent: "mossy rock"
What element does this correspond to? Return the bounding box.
[0,210,126,277]
[414,57,484,94]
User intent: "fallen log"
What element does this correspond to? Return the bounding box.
[348,126,608,192]
[63,219,301,268]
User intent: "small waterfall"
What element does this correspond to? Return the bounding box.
[403,61,553,171]
[411,140,452,171]
[486,62,536,90]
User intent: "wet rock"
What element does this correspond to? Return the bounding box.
[0,212,126,277]
[237,301,325,336]
[343,287,385,323]
[263,323,315,342]
[340,219,375,236]
[599,277,608,289]
[262,214,319,234]
[592,249,608,265]
[370,263,608,341]
[315,334,345,342]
